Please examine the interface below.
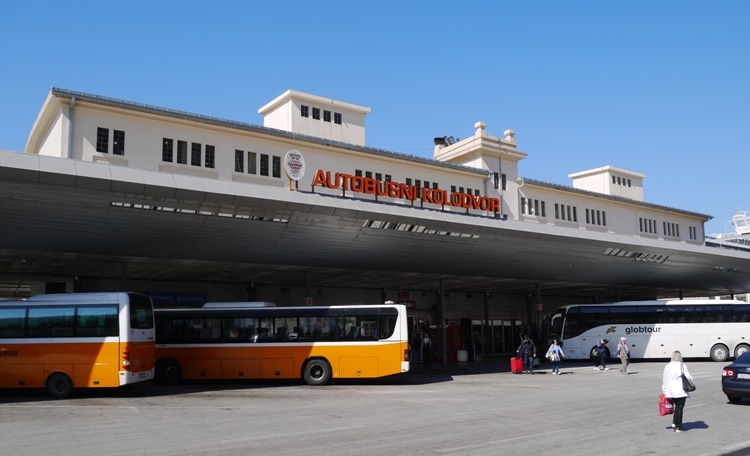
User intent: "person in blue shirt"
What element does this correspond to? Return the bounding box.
[546,338,566,375]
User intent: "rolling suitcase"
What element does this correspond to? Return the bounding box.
[511,356,523,374]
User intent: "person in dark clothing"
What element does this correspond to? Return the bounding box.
[517,335,537,374]
[411,333,422,363]
[594,338,609,371]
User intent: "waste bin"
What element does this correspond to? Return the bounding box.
[457,349,468,362]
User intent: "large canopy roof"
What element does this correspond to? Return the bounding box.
[1,151,749,301]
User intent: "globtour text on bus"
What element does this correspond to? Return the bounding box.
[624,326,662,335]
[311,169,501,214]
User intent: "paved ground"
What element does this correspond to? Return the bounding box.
[1,358,749,456]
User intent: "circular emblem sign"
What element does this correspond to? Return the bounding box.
[284,149,305,181]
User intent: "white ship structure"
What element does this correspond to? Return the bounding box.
[706,212,750,250]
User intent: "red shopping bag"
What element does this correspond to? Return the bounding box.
[659,394,674,416]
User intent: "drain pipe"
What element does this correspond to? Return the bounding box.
[67,96,76,159]
[516,177,525,219]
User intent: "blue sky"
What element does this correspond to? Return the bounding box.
[1,1,748,235]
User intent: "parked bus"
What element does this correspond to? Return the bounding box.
[549,299,750,362]
[154,303,409,385]
[0,292,155,398]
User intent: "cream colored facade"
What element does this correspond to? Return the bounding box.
[24,88,708,247]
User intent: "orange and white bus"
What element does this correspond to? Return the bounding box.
[154,303,409,385]
[0,292,155,398]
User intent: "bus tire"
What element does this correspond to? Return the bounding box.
[155,359,182,385]
[734,344,750,359]
[710,344,730,362]
[303,358,331,386]
[46,373,73,399]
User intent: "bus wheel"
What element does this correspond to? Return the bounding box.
[735,344,750,359]
[710,344,730,362]
[303,359,331,386]
[46,373,73,399]
[155,359,182,385]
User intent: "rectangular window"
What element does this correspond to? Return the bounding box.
[323,110,331,122]
[375,173,382,181]
[177,141,187,164]
[191,143,201,166]
[96,127,109,153]
[260,154,269,176]
[334,112,342,124]
[312,107,320,120]
[248,152,256,174]
[235,150,244,172]
[0,307,25,337]
[28,306,75,338]
[365,171,373,178]
[272,155,281,178]
[113,130,125,155]
[301,105,309,117]
[521,197,527,215]
[355,169,362,177]
[204,145,215,168]
[162,138,174,162]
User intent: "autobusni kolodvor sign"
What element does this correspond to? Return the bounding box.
[310,169,501,215]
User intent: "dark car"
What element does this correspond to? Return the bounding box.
[722,351,750,403]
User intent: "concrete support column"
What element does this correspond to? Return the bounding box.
[483,292,490,356]
[439,279,447,366]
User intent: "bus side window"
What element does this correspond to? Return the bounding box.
[0,307,25,338]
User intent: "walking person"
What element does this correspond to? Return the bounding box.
[594,338,609,371]
[517,335,537,374]
[662,350,694,432]
[422,333,432,367]
[411,332,422,364]
[617,337,630,373]
[546,338,565,375]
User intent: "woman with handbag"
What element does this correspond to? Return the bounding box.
[546,338,565,375]
[662,351,695,432]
